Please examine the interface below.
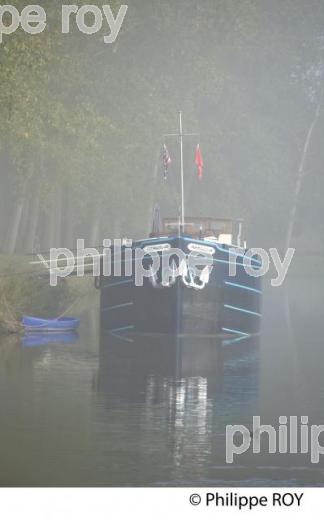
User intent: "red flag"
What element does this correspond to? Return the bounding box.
[195,144,203,180]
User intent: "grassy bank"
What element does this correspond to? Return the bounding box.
[0,256,97,335]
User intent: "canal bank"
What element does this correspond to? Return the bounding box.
[0,255,96,336]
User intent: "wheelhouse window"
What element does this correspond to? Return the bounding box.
[150,217,245,247]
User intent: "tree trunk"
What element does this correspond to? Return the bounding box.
[64,189,74,249]
[7,197,25,254]
[6,179,28,254]
[54,186,63,247]
[46,186,63,249]
[14,197,29,254]
[113,217,121,238]
[286,90,323,250]
[47,191,57,249]
[90,216,100,247]
[26,192,40,253]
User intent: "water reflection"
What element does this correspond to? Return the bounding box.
[3,280,324,486]
[98,332,259,404]
[21,332,79,348]
[95,332,260,485]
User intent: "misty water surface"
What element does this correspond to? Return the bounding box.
[0,275,323,487]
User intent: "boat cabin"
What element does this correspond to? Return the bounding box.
[151,217,245,247]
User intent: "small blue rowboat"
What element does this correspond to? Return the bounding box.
[22,315,80,332]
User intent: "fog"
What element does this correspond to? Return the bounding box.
[2,1,324,490]
[0,0,324,253]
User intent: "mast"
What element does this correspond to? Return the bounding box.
[179,111,185,230]
[164,114,198,233]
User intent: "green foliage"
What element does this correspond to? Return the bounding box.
[0,0,323,250]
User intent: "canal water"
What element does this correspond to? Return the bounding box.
[0,276,324,486]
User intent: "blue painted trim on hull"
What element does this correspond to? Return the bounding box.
[104,325,134,333]
[224,304,262,317]
[222,326,250,337]
[108,331,134,343]
[101,302,133,312]
[224,280,262,294]
[212,258,246,267]
[135,237,171,245]
[222,335,251,346]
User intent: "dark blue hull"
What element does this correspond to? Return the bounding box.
[99,236,262,338]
